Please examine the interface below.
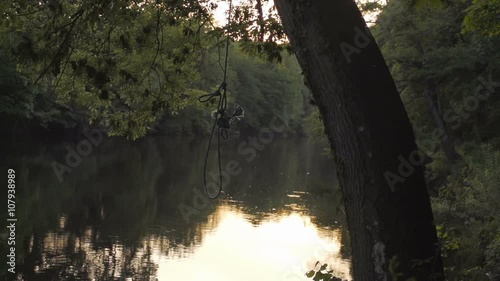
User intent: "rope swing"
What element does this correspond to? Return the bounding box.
[198,0,244,199]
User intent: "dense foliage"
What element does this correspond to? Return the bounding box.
[1,1,220,139]
[373,0,500,279]
[0,1,308,139]
[155,45,311,136]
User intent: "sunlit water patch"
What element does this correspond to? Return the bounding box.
[157,204,351,281]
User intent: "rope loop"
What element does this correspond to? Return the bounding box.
[199,0,233,199]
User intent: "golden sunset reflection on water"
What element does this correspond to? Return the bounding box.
[36,203,350,280]
[156,204,351,281]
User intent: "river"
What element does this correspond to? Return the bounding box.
[0,136,351,281]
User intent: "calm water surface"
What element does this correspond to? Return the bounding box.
[0,137,351,281]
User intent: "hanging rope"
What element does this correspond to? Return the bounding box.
[198,0,241,199]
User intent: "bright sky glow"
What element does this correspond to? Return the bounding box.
[211,0,384,27]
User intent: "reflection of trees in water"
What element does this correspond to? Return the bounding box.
[4,137,217,280]
[19,229,158,280]
[2,137,346,280]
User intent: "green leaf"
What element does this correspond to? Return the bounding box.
[306,270,315,278]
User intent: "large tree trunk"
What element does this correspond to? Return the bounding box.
[273,0,444,280]
[423,80,461,166]
[255,0,265,42]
